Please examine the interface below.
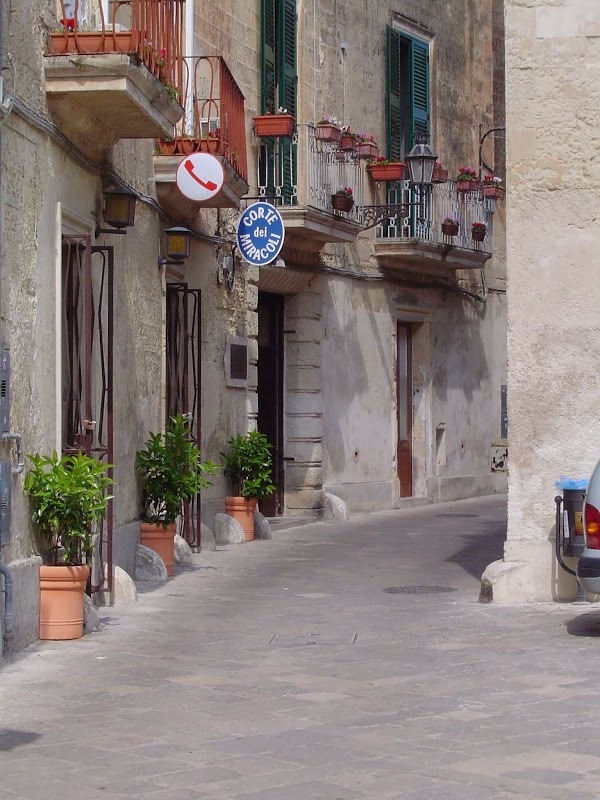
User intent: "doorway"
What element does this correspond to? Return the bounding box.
[257,292,284,517]
[397,322,413,497]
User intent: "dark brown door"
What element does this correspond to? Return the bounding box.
[397,322,413,497]
[258,292,284,517]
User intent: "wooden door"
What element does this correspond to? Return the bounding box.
[397,322,413,497]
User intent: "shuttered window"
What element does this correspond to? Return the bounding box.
[386,26,430,160]
[260,0,297,117]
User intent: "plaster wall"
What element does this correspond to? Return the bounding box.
[484,0,600,602]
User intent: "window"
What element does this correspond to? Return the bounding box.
[386,26,430,160]
[261,0,297,117]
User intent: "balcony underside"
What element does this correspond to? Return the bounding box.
[45,54,183,154]
[373,238,491,279]
[153,155,249,220]
[257,261,317,294]
[279,206,364,252]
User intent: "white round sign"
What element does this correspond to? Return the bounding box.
[176,153,224,202]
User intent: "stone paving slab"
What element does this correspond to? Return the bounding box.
[2,495,600,799]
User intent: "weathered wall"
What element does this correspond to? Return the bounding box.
[484,0,600,602]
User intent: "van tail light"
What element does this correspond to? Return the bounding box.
[585,503,600,549]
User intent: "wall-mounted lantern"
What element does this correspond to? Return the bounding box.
[405,132,438,188]
[158,226,192,268]
[95,187,137,237]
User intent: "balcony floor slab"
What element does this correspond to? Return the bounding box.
[373,237,491,279]
[279,206,364,248]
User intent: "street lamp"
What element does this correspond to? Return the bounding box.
[405,132,437,188]
[95,187,137,237]
[158,226,192,268]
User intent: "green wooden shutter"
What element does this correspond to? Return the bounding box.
[278,0,297,117]
[386,25,402,161]
[410,39,429,144]
[261,0,277,114]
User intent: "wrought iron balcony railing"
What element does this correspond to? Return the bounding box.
[256,124,364,225]
[50,0,185,100]
[157,56,248,183]
[371,180,493,254]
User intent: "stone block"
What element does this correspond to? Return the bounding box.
[286,413,323,440]
[286,342,321,367]
[324,492,350,522]
[285,464,323,489]
[247,337,258,364]
[174,534,194,566]
[134,544,168,583]
[254,510,272,540]
[284,440,323,464]
[246,310,258,337]
[1,557,41,654]
[246,282,258,310]
[245,263,260,284]
[200,522,217,551]
[285,488,325,512]
[83,594,100,634]
[479,559,534,604]
[286,366,322,392]
[214,513,245,545]
[285,392,323,415]
[286,318,322,342]
[286,292,322,320]
[112,566,138,603]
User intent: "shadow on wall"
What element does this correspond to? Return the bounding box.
[445,518,506,579]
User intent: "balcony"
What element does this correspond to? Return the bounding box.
[45,0,185,154]
[255,124,365,260]
[370,181,494,279]
[153,56,248,218]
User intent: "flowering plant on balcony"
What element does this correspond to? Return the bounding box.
[366,157,405,182]
[253,107,295,138]
[334,187,353,197]
[456,166,479,192]
[441,217,459,236]
[471,221,487,242]
[481,174,504,200]
[318,115,340,126]
[331,186,354,213]
[339,126,357,151]
[60,17,76,31]
[316,115,342,143]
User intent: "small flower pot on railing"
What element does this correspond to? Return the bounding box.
[471,223,487,242]
[456,179,479,193]
[356,141,379,160]
[482,185,504,200]
[367,161,405,182]
[331,191,354,213]
[177,137,199,155]
[455,167,479,193]
[339,132,357,151]
[157,138,177,156]
[442,220,459,237]
[253,113,295,138]
[315,122,342,143]
[433,163,449,183]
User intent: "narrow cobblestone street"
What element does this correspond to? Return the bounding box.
[3,495,600,799]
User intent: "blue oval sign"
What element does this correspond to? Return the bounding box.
[236,202,285,267]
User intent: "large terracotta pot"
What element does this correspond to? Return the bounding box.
[39,564,90,641]
[49,31,135,56]
[331,193,354,213]
[140,522,176,576]
[367,162,405,182]
[225,497,257,541]
[253,114,295,138]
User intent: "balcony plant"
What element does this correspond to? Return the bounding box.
[157,137,177,156]
[472,221,487,242]
[135,415,217,574]
[482,174,504,200]
[441,217,459,237]
[253,107,295,138]
[456,166,479,192]
[315,115,342,143]
[433,162,449,183]
[339,126,357,151]
[331,186,354,213]
[367,157,405,182]
[24,451,113,641]
[355,134,379,160]
[221,431,275,541]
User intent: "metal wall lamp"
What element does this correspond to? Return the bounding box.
[95,187,137,237]
[405,132,438,188]
[158,226,192,268]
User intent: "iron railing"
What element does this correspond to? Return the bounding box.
[50,0,185,101]
[372,180,493,254]
[257,124,364,224]
[159,56,248,182]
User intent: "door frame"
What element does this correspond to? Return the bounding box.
[396,321,413,498]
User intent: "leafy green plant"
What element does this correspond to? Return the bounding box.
[24,452,113,566]
[221,431,275,500]
[135,414,217,526]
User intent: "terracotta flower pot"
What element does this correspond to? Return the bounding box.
[356,142,379,159]
[253,114,295,138]
[339,134,356,151]
[225,497,257,541]
[483,185,503,200]
[39,564,90,641]
[367,162,405,182]
[472,228,486,242]
[442,222,459,237]
[177,137,199,155]
[140,522,176,576]
[315,123,342,143]
[200,138,220,154]
[456,179,478,192]
[331,194,354,213]
[433,165,449,183]
[49,30,135,56]
[157,139,177,156]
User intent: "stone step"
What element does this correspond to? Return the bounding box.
[266,515,321,532]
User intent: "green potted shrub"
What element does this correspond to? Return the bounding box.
[135,414,216,575]
[221,431,275,541]
[24,451,113,641]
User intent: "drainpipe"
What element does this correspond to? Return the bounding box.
[0,563,13,657]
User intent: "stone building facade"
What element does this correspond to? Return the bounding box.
[483,0,600,602]
[0,0,506,654]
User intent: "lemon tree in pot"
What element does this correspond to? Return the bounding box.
[221,431,275,541]
[135,415,217,575]
[24,451,113,641]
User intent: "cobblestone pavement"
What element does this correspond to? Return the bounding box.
[3,494,600,799]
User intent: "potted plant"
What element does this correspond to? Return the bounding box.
[24,451,113,641]
[433,162,449,183]
[135,415,217,574]
[482,174,504,200]
[471,221,487,242]
[253,107,295,138]
[339,126,357,151]
[442,217,459,237]
[331,186,354,213]
[221,431,275,541]
[315,115,342,143]
[200,127,221,154]
[355,133,379,160]
[49,16,135,56]
[367,157,405,182]
[456,166,479,192]
[157,137,177,156]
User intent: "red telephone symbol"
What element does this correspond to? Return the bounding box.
[184,158,218,191]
